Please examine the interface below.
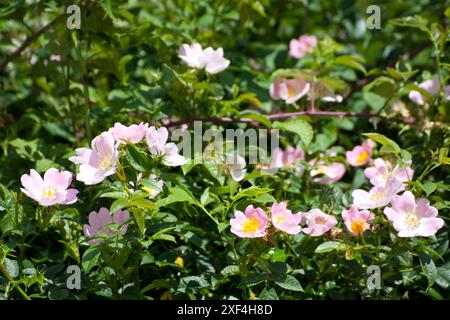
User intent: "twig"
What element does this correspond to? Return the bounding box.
[0,17,60,73]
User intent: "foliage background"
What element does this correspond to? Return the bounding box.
[0,0,449,299]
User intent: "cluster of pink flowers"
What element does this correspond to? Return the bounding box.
[178,43,230,74]
[352,158,413,209]
[289,35,317,59]
[230,202,337,238]
[69,123,186,185]
[20,122,181,208]
[349,157,444,237]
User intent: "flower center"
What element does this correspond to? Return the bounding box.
[356,151,369,163]
[42,186,57,199]
[275,216,286,224]
[242,218,259,233]
[371,192,384,202]
[350,219,367,236]
[286,83,298,98]
[142,186,154,195]
[405,214,420,230]
[99,155,113,170]
[314,216,327,224]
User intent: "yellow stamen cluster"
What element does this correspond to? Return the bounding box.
[242,218,260,233]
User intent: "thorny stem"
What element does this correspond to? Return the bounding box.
[0,263,31,300]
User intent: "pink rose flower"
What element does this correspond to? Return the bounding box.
[146,126,187,166]
[346,140,373,167]
[50,54,61,62]
[271,146,305,168]
[69,131,119,185]
[269,77,310,104]
[83,207,130,245]
[270,202,302,235]
[384,191,444,237]
[342,206,374,236]
[20,168,78,206]
[289,35,317,59]
[364,158,413,191]
[225,153,247,182]
[301,209,337,236]
[310,161,346,184]
[178,43,230,74]
[409,76,440,105]
[352,178,402,209]
[109,122,148,144]
[230,205,268,238]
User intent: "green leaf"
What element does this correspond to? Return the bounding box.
[273,118,314,146]
[126,144,150,172]
[363,133,401,153]
[81,246,101,273]
[221,265,240,277]
[132,208,145,235]
[4,258,19,278]
[260,287,278,300]
[273,274,303,292]
[155,186,199,207]
[100,192,128,200]
[152,233,176,243]
[315,241,346,253]
[390,15,429,32]
[110,198,129,213]
[436,262,450,289]
[422,181,437,196]
[334,55,366,74]
[420,253,438,288]
[239,273,267,288]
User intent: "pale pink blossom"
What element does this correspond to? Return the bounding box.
[30,55,38,65]
[225,153,247,182]
[364,158,413,191]
[271,146,305,168]
[300,209,337,236]
[346,140,373,167]
[310,162,346,184]
[69,131,119,185]
[230,205,268,238]
[409,76,440,105]
[352,178,402,209]
[289,35,317,59]
[342,206,374,236]
[270,77,310,104]
[146,126,187,166]
[109,122,148,144]
[270,202,302,235]
[384,191,444,237]
[178,43,230,74]
[445,85,450,101]
[83,207,130,245]
[50,54,61,62]
[20,168,78,206]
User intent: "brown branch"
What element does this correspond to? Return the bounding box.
[0,17,60,73]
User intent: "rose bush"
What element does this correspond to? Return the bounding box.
[0,1,449,300]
